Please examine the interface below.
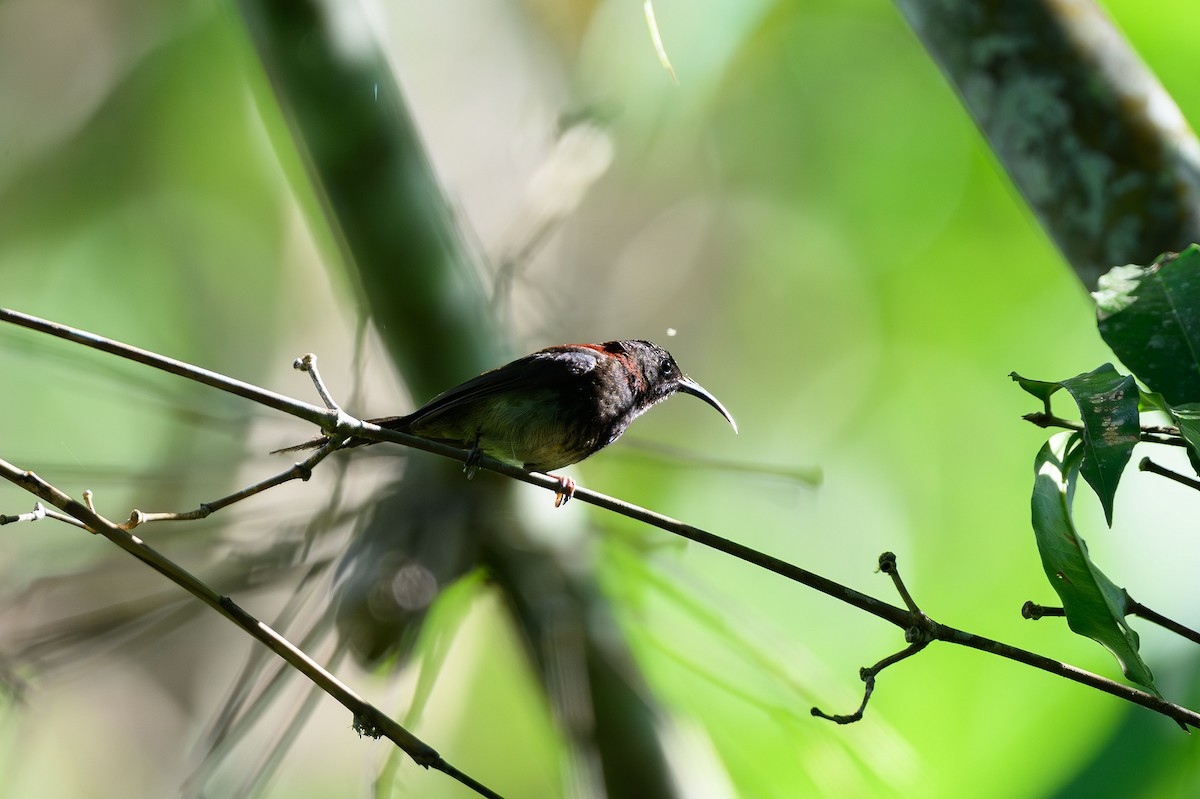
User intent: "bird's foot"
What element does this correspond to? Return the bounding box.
[463,443,482,480]
[552,475,576,508]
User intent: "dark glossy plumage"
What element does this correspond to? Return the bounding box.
[277,340,735,476]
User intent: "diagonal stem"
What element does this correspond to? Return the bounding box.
[4,305,1200,733]
[0,459,504,799]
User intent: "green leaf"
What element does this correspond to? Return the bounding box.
[1012,365,1139,525]
[1010,371,1062,407]
[1060,366,1140,525]
[1167,402,1200,450]
[1031,434,1161,697]
[1095,246,1200,405]
[1136,388,1170,414]
[1167,402,1200,476]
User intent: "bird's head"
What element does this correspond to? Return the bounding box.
[609,340,738,433]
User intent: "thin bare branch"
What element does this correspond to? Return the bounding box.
[294,353,342,412]
[0,460,505,799]
[811,640,929,724]
[1025,598,1200,646]
[877,551,921,614]
[5,306,1200,736]
[0,308,336,430]
[1140,456,1200,491]
[1127,598,1200,647]
[0,501,89,531]
[1023,412,1187,447]
[123,437,346,528]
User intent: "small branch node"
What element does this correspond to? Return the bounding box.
[82,489,95,513]
[330,409,363,441]
[877,551,922,613]
[126,509,147,529]
[293,351,342,412]
[905,619,934,645]
[1022,411,1079,430]
[1021,601,1065,620]
[294,462,314,482]
[877,551,897,573]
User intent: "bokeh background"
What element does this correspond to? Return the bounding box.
[1,1,1198,797]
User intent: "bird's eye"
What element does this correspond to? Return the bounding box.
[660,357,673,376]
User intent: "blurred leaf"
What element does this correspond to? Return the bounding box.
[1012,365,1139,524]
[1095,246,1200,405]
[1030,433,1160,697]
[642,1,677,84]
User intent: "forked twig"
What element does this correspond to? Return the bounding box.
[0,460,504,799]
[811,553,932,723]
[0,501,88,530]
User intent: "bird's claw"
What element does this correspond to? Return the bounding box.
[463,444,482,480]
[553,475,576,508]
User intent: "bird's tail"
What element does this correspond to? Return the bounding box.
[270,415,409,455]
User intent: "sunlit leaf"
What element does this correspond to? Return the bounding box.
[1095,246,1200,405]
[1030,434,1160,697]
[1136,387,1170,414]
[1166,402,1200,476]
[1010,372,1062,407]
[1012,365,1139,525]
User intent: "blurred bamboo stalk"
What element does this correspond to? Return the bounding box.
[236,2,681,796]
[895,0,1200,289]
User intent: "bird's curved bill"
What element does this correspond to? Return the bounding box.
[678,377,738,434]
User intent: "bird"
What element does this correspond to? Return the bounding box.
[275,340,737,505]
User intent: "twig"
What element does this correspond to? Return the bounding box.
[813,553,932,723]
[1023,412,1186,447]
[805,554,1200,728]
[294,353,341,411]
[462,465,1200,734]
[0,308,337,430]
[1024,599,1200,646]
[1021,601,1066,620]
[877,551,920,613]
[1139,457,1200,491]
[0,460,504,799]
[0,501,89,531]
[123,438,346,528]
[811,641,928,724]
[5,307,1200,732]
[1127,599,1200,646]
[929,618,1196,726]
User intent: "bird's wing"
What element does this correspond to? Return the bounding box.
[400,346,600,426]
